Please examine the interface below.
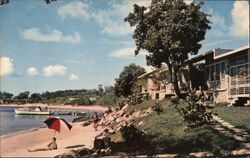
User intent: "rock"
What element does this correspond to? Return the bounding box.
[94,137,111,150]
[100,147,112,155]
[81,121,91,127]
[115,117,122,123]
[141,108,153,117]
[116,110,125,117]
[76,148,93,156]
[107,128,115,134]
[132,111,140,118]
[138,121,143,126]
[121,104,129,111]
[54,150,81,158]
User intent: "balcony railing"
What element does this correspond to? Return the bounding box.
[207,79,227,90]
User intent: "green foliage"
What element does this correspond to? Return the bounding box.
[0,91,13,99]
[96,92,121,106]
[0,91,14,103]
[120,124,145,146]
[70,97,92,105]
[114,63,145,97]
[16,91,30,99]
[29,93,42,103]
[213,104,250,130]
[139,100,239,154]
[152,103,163,115]
[125,0,211,97]
[177,89,214,129]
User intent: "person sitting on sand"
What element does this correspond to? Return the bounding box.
[27,137,57,152]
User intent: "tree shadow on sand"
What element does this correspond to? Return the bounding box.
[65,144,85,149]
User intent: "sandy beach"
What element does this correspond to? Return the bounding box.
[0,122,102,157]
[0,104,108,157]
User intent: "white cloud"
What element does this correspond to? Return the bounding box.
[94,1,151,36]
[43,65,67,76]
[0,57,14,76]
[110,47,148,58]
[58,1,89,19]
[57,1,150,36]
[20,28,81,44]
[27,67,38,76]
[206,8,228,37]
[230,1,249,37]
[68,74,79,81]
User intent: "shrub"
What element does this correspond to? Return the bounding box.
[120,124,145,146]
[177,89,214,129]
[152,103,163,115]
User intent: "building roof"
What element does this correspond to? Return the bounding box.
[185,44,249,64]
[214,45,249,59]
[137,69,158,79]
[137,68,168,79]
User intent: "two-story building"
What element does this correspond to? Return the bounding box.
[137,45,249,106]
[185,45,250,106]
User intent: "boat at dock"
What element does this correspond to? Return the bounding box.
[15,106,52,115]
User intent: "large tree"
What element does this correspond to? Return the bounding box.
[16,91,30,100]
[114,63,145,97]
[30,93,42,102]
[125,0,211,98]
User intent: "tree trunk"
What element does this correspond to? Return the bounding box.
[172,67,182,98]
[166,62,182,98]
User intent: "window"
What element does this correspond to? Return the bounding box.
[230,54,248,66]
[216,64,220,80]
[231,67,237,78]
[206,66,210,80]
[156,93,159,99]
[206,61,226,80]
[221,62,226,79]
[210,65,214,80]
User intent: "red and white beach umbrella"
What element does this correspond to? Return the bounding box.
[44,116,72,133]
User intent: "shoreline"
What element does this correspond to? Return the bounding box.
[0,121,102,157]
[0,103,108,112]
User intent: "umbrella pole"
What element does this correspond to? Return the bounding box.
[54,130,56,137]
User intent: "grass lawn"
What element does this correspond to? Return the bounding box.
[123,100,240,154]
[213,104,250,131]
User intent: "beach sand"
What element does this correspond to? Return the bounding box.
[0,122,102,157]
[0,105,107,157]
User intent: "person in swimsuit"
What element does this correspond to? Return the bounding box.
[27,137,57,152]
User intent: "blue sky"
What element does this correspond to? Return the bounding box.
[0,0,249,95]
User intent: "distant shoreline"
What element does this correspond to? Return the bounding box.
[0,103,108,112]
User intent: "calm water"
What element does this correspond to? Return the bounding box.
[0,106,92,136]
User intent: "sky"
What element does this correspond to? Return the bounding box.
[0,0,249,95]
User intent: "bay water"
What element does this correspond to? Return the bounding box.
[0,106,91,136]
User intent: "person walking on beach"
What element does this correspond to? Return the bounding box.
[27,137,57,152]
[92,112,99,131]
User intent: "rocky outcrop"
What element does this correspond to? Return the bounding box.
[54,150,81,158]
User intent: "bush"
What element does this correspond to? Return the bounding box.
[152,103,163,115]
[120,124,145,146]
[177,89,214,129]
[96,92,120,106]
